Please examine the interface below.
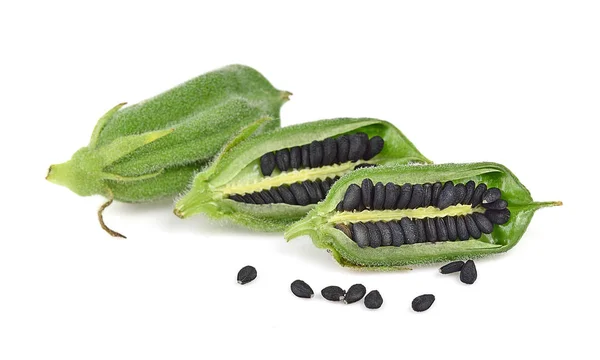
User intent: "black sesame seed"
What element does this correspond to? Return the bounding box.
[460,260,477,284]
[260,152,276,176]
[364,136,384,160]
[471,183,487,207]
[365,222,382,248]
[397,183,412,209]
[352,222,370,248]
[290,183,310,206]
[309,140,324,168]
[278,185,297,205]
[439,261,464,274]
[321,286,346,301]
[482,188,501,204]
[464,214,482,239]
[301,144,311,168]
[275,148,291,172]
[250,192,265,204]
[322,137,338,166]
[303,180,321,204]
[242,194,256,204]
[364,290,383,309]
[422,183,432,207]
[342,184,362,211]
[485,208,511,224]
[373,182,385,210]
[376,221,393,246]
[408,184,425,209]
[289,146,302,169]
[388,221,405,246]
[435,217,449,241]
[473,212,494,234]
[259,189,275,204]
[344,284,367,304]
[482,199,508,210]
[348,133,368,161]
[400,217,418,244]
[445,216,458,241]
[431,182,443,205]
[237,265,257,285]
[361,178,374,209]
[415,218,427,243]
[313,179,324,200]
[456,216,470,240]
[437,181,455,210]
[425,217,438,242]
[412,294,435,312]
[229,194,244,202]
[454,183,466,205]
[268,187,284,203]
[464,180,475,204]
[336,135,350,163]
[291,280,314,298]
[320,178,332,195]
[384,183,400,209]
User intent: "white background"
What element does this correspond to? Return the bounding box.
[1,1,599,359]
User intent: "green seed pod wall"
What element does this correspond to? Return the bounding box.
[46,64,290,237]
[174,117,431,231]
[285,162,561,269]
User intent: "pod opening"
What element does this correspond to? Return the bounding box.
[331,180,511,248]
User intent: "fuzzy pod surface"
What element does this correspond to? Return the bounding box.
[284,162,561,270]
[46,64,289,236]
[174,118,430,231]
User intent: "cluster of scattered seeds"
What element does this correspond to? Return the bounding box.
[290,280,381,309]
[237,262,480,312]
[333,180,511,248]
[259,133,384,176]
[439,260,478,284]
[229,177,340,206]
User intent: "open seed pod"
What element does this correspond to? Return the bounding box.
[284,162,561,269]
[174,118,431,231]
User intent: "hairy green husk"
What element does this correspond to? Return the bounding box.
[175,118,431,231]
[46,64,289,236]
[284,162,561,270]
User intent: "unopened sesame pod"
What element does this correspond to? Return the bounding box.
[284,162,561,269]
[174,118,431,231]
[46,64,290,237]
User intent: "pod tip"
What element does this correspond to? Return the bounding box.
[280,91,293,101]
[173,208,184,219]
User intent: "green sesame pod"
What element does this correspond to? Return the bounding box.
[284,162,561,270]
[174,118,431,231]
[46,64,289,237]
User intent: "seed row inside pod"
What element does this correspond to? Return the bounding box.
[332,180,509,248]
[227,133,384,205]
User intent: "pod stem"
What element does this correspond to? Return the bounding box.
[97,191,126,239]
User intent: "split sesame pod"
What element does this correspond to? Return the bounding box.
[46,64,289,237]
[284,162,561,269]
[174,118,431,231]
